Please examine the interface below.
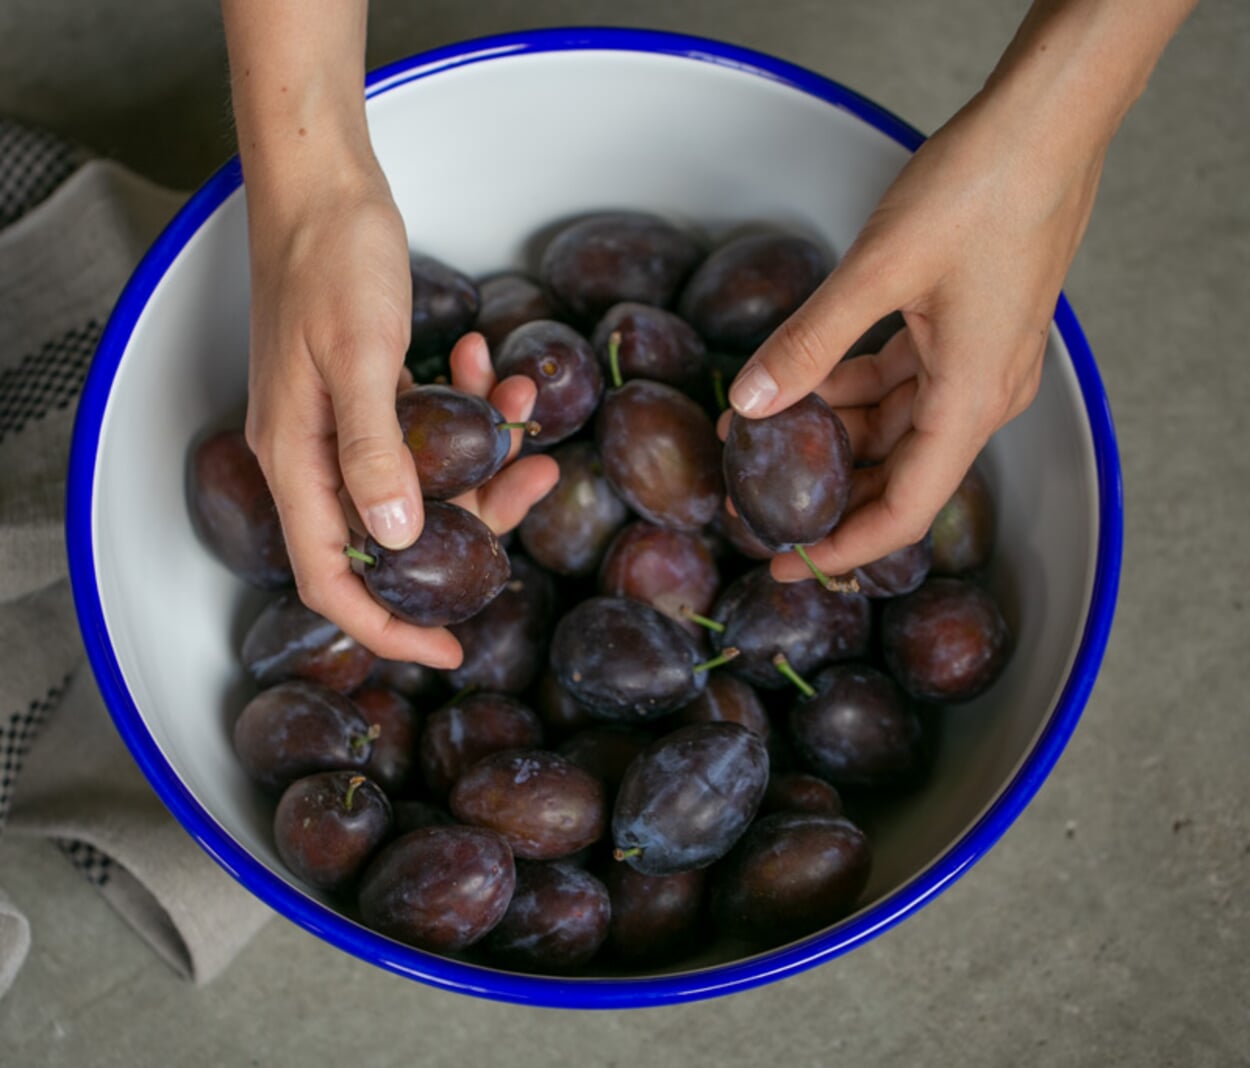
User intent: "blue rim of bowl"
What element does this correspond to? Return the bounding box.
[65,26,1123,1010]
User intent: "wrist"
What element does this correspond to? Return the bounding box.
[981,0,1196,157]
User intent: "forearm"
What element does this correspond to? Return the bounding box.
[220,0,376,216]
[984,0,1198,154]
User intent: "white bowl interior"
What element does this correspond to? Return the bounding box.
[90,48,1099,970]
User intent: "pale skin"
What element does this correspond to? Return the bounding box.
[221,0,1196,664]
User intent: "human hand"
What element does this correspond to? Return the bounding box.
[243,169,557,667]
[726,86,1107,585]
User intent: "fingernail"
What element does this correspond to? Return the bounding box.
[729,364,778,416]
[367,497,417,549]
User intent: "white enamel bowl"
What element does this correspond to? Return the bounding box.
[66,28,1122,1009]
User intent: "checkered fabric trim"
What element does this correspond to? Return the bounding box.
[0,674,73,828]
[0,118,83,231]
[56,839,114,888]
[0,319,102,444]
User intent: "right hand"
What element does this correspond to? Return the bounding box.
[243,166,556,667]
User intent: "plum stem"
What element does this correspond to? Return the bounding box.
[794,544,833,587]
[711,367,728,413]
[343,774,366,811]
[791,546,861,593]
[497,419,542,436]
[692,647,740,674]
[343,545,376,567]
[613,846,642,862]
[349,723,383,753]
[679,606,725,633]
[772,653,816,698]
[607,330,624,390]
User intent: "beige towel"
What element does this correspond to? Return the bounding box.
[0,118,271,1000]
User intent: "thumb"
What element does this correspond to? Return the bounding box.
[331,352,423,550]
[727,247,907,419]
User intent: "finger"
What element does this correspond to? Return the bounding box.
[329,344,423,551]
[448,332,495,397]
[465,454,560,535]
[267,433,463,667]
[727,247,911,419]
[835,376,920,463]
[814,326,921,409]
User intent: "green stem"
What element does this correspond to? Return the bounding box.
[794,544,832,587]
[343,774,366,811]
[680,606,726,633]
[349,723,382,753]
[497,419,542,436]
[607,330,624,390]
[771,653,816,698]
[343,545,376,567]
[613,846,642,862]
[692,647,739,674]
[711,367,727,413]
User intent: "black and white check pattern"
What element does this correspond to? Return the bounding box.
[0,674,73,828]
[0,320,102,444]
[56,839,114,888]
[0,118,83,231]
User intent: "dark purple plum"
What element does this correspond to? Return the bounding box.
[240,592,375,694]
[597,521,720,635]
[357,826,515,951]
[406,252,480,363]
[447,555,554,694]
[539,211,702,325]
[395,385,515,500]
[418,692,544,797]
[591,302,706,386]
[612,723,769,875]
[673,673,770,742]
[352,686,422,797]
[596,378,724,532]
[354,501,510,627]
[710,566,871,689]
[605,865,705,964]
[188,429,291,589]
[882,578,1012,703]
[853,535,932,598]
[518,442,628,577]
[233,680,375,794]
[789,663,927,789]
[711,812,872,944]
[494,320,603,447]
[723,393,853,556]
[930,463,997,576]
[274,771,392,893]
[678,233,828,353]
[482,860,611,972]
[449,749,607,860]
[474,273,554,352]
[550,597,711,722]
[761,772,844,817]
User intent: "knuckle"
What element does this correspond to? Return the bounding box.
[338,434,406,485]
[771,315,830,381]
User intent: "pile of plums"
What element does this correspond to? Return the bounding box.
[188,210,1010,975]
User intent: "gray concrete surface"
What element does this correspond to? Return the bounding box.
[1,1,1248,1065]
